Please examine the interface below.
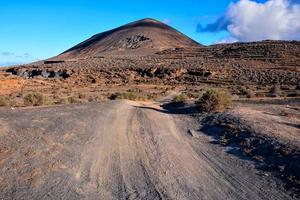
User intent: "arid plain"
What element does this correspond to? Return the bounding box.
[0,19,299,199]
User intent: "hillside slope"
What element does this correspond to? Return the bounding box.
[55,18,201,60]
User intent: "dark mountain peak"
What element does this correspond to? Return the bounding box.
[136,18,161,23]
[54,18,201,60]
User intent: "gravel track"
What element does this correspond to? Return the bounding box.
[0,101,295,199]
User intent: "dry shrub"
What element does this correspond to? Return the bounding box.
[109,92,144,101]
[24,92,47,106]
[238,86,255,98]
[0,96,9,106]
[269,84,281,97]
[78,93,86,99]
[172,93,188,104]
[255,92,266,98]
[67,96,80,104]
[196,88,232,112]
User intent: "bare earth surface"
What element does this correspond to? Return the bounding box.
[232,103,300,147]
[0,101,296,200]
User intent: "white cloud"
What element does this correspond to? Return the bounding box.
[227,0,300,41]
[199,0,300,42]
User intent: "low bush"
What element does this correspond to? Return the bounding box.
[238,86,255,98]
[0,96,9,106]
[280,92,288,98]
[109,92,121,100]
[255,93,266,98]
[55,98,68,105]
[196,88,232,112]
[24,92,46,106]
[109,92,143,101]
[245,90,255,98]
[78,93,86,99]
[269,84,281,97]
[121,92,139,100]
[172,93,188,104]
[68,96,80,104]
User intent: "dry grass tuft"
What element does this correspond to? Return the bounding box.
[24,92,50,106]
[109,92,146,101]
[196,88,232,112]
[172,93,188,104]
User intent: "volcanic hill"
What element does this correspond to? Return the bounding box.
[55,18,201,60]
[3,18,300,96]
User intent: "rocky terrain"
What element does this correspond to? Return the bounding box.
[0,18,299,199]
[0,100,299,200]
[1,19,300,104]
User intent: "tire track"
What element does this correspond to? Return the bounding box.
[0,101,295,199]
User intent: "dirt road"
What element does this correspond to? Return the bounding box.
[0,101,295,199]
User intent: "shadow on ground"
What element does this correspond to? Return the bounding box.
[134,101,300,198]
[134,102,199,115]
[199,114,300,198]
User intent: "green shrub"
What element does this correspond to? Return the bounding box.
[172,93,188,104]
[196,88,232,112]
[24,92,45,106]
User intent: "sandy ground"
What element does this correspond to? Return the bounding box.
[0,100,296,200]
[232,103,300,147]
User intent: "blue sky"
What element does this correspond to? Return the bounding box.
[1,0,299,66]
